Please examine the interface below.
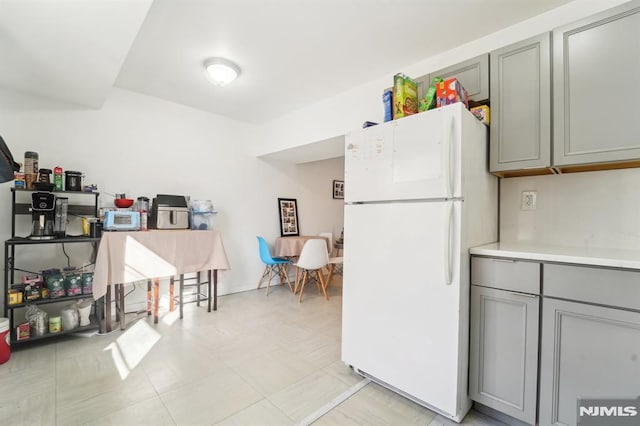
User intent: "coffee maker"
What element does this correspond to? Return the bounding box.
[30,192,56,240]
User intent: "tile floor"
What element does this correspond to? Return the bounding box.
[0,277,505,425]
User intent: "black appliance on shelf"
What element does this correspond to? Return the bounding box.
[29,192,56,240]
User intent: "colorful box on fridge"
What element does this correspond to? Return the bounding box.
[436,78,469,109]
[383,88,393,122]
[393,73,418,119]
[470,105,490,124]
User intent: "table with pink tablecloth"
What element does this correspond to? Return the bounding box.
[274,235,330,257]
[93,230,230,328]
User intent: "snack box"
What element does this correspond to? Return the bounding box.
[16,323,30,341]
[436,78,469,109]
[21,274,41,285]
[14,172,25,189]
[393,73,418,119]
[471,105,490,125]
[24,282,42,302]
[382,88,393,122]
[8,288,23,305]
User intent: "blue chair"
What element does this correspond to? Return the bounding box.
[256,236,293,295]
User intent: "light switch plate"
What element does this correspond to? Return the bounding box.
[521,191,537,210]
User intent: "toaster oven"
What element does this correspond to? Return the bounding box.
[104,211,141,231]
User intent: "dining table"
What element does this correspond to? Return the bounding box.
[274,235,331,258]
[93,229,230,330]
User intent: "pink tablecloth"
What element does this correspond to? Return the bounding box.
[274,236,330,257]
[92,230,230,300]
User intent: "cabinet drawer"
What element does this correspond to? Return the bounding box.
[543,264,640,311]
[471,257,540,294]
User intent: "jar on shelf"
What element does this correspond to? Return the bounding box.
[64,171,82,191]
[24,151,38,190]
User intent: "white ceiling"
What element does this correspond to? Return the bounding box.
[0,0,574,124]
[0,0,153,108]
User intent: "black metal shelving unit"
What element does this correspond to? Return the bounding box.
[12,319,100,345]
[3,188,103,343]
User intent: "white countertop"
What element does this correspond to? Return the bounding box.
[470,242,640,270]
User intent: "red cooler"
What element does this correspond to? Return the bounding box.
[0,318,10,364]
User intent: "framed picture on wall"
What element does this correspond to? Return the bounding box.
[333,180,344,199]
[278,198,299,236]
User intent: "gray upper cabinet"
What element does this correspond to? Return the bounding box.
[429,54,489,102]
[489,33,551,173]
[553,1,640,166]
[413,73,432,101]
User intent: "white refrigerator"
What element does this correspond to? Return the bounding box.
[341,103,498,422]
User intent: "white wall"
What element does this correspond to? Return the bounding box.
[1,0,633,313]
[255,0,637,252]
[0,87,345,310]
[258,0,630,155]
[500,169,640,250]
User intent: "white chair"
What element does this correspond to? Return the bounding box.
[318,231,342,285]
[294,239,329,303]
[326,255,343,285]
[318,232,333,255]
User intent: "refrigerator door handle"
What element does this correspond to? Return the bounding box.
[443,114,455,198]
[444,202,454,285]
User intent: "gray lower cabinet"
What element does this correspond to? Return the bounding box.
[553,1,640,166]
[469,257,540,425]
[429,54,489,102]
[469,286,539,425]
[539,263,640,426]
[539,298,640,426]
[471,256,640,426]
[489,33,551,173]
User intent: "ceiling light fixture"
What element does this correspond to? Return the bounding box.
[204,57,241,87]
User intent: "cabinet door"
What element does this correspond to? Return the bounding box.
[539,298,640,426]
[553,2,640,166]
[429,54,489,102]
[469,286,539,425]
[489,33,551,172]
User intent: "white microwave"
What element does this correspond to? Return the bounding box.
[104,211,140,231]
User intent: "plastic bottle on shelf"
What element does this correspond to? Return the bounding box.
[137,196,149,231]
[53,167,63,191]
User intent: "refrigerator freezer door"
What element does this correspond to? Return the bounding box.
[344,104,463,203]
[342,201,464,417]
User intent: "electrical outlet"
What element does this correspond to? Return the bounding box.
[521,191,537,210]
